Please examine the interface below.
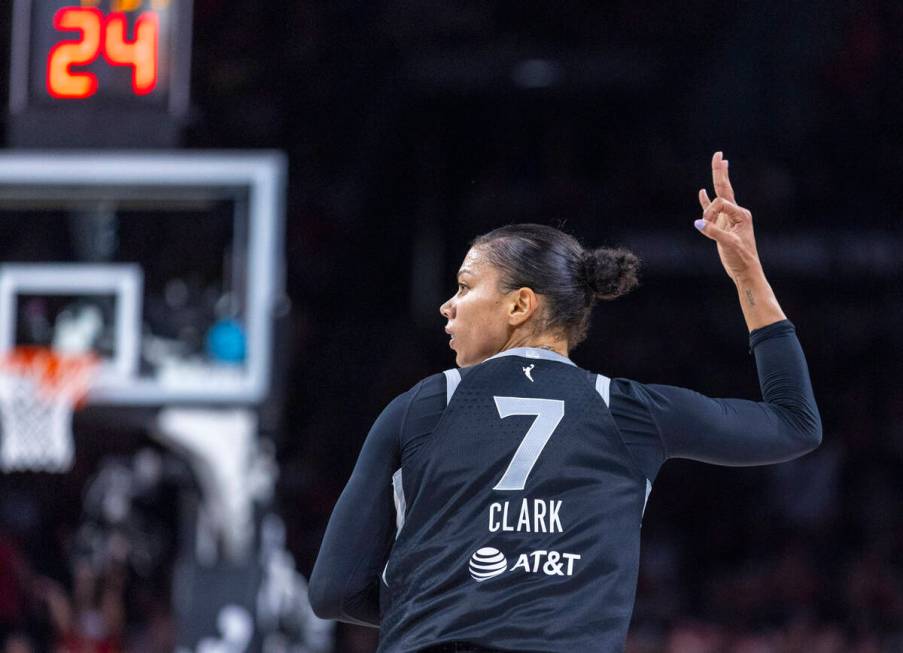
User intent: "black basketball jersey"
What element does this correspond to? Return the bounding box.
[377,347,651,653]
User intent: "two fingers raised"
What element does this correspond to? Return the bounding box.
[694,152,750,243]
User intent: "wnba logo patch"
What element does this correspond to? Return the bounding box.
[469,547,507,582]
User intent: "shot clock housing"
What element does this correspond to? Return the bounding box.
[8,0,193,148]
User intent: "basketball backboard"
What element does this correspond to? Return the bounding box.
[0,152,286,405]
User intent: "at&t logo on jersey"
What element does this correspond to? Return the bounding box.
[469,547,508,582]
[469,547,581,582]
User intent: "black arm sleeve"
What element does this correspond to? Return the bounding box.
[609,319,822,477]
[308,387,414,626]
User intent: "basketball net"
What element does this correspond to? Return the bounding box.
[0,347,97,473]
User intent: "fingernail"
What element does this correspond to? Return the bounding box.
[724,159,729,167]
[694,219,706,231]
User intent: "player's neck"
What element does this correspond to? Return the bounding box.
[502,333,569,358]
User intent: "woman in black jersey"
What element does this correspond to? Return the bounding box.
[310,153,822,653]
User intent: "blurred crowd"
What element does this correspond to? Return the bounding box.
[0,484,175,653]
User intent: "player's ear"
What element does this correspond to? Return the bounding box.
[507,287,538,327]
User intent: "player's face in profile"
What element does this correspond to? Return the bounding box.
[440,246,512,367]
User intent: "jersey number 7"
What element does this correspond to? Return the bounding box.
[492,396,565,491]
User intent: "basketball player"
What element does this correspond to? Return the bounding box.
[309,153,821,652]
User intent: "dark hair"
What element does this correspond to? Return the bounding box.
[470,223,640,348]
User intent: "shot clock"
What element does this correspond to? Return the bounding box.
[46,5,161,99]
[8,0,194,147]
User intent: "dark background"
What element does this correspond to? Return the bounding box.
[1,1,902,652]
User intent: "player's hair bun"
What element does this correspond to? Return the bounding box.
[470,223,641,349]
[581,247,641,301]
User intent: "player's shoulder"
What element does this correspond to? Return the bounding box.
[407,366,476,405]
[386,368,468,443]
[396,363,497,419]
[389,368,459,407]
[576,366,655,409]
[601,375,672,415]
[407,371,448,402]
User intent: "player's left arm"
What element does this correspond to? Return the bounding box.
[308,390,408,626]
[638,152,820,464]
[643,319,822,465]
